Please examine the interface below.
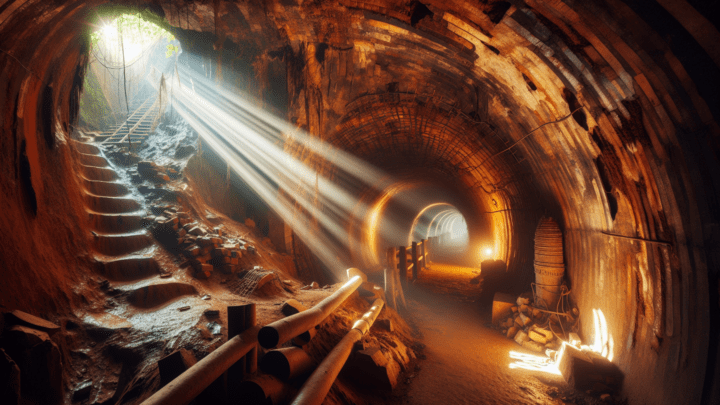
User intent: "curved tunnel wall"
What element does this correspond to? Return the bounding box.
[1,1,719,404]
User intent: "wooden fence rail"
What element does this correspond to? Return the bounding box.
[385,238,431,309]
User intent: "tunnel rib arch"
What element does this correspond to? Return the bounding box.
[1,1,719,404]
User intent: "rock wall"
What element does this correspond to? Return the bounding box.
[1,0,719,403]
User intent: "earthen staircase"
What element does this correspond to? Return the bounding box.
[72,139,198,307]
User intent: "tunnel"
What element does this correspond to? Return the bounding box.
[1,1,719,404]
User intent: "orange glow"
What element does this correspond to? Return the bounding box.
[587,308,614,362]
[508,351,561,375]
[479,245,495,261]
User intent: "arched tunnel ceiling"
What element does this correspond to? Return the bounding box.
[1,0,720,404]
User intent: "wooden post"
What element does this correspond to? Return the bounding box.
[395,262,407,310]
[421,239,427,269]
[398,246,408,289]
[385,247,398,310]
[411,241,419,281]
[245,304,257,374]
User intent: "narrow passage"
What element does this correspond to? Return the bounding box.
[403,263,566,405]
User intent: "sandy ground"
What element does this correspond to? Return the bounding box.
[400,263,567,405]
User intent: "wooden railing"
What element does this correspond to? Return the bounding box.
[385,238,432,309]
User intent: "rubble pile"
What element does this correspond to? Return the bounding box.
[144,204,257,279]
[133,160,182,184]
[100,144,141,166]
[491,292,578,356]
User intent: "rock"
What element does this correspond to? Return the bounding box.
[347,347,398,391]
[201,295,211,300]
[204,309,220,318]
[281,299,308,316]
[557,344,623,391]
[159,349,197,387]
[175,145,196,158]
[514,330,530,345]
[4,325,62,404]
[4,310,60,335]
[532,308,542,318]
[492,292,516,325]
[506,326,519,339]
[519,313,532,326]
[194,264,213,279]
[511,306,518,314]
[206,322,222,335]
[600,393,611,401]
[189,226,207,236]
[73,380,92,401]
[0,349,21,405]
[516,295,531,306]
[178,306,191,312]
[184,245,201,257]
[310,281,319,289]
[245,218,256,228]
[376,319,394,332]
[528,329,550,344]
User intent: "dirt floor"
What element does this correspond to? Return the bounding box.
[396,263,615,405]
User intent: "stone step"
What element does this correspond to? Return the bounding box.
[85,195,141,214]
[81,165,119,182]
[87,211,144,233]
[83,179,129,197]
[96,256,160,281]
[72,141,101,155]
[126,281,198,308]
[93,231,152,256]
[77,153,108,167]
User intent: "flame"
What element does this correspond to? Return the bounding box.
[508,351,561,375]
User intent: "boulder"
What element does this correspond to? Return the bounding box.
[4,325,62,404]
[376,319,394,332]
[4,310,60,335]
[492,292,516,324]
[346,347,398,391]
[557,344,624,391]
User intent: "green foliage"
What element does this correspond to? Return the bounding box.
[79,69,114,130]
[166,44,180,58]
[90,13,178,58]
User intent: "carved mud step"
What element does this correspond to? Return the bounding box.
[77,152,108,167]
[83,179,130,197]
[93,232,152,256]
[96,256,160,281]
[81,165,119,182]
[88,212,143,233]
[73,141,101,155]
[127,282,198,308]
[85,194,141,214]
